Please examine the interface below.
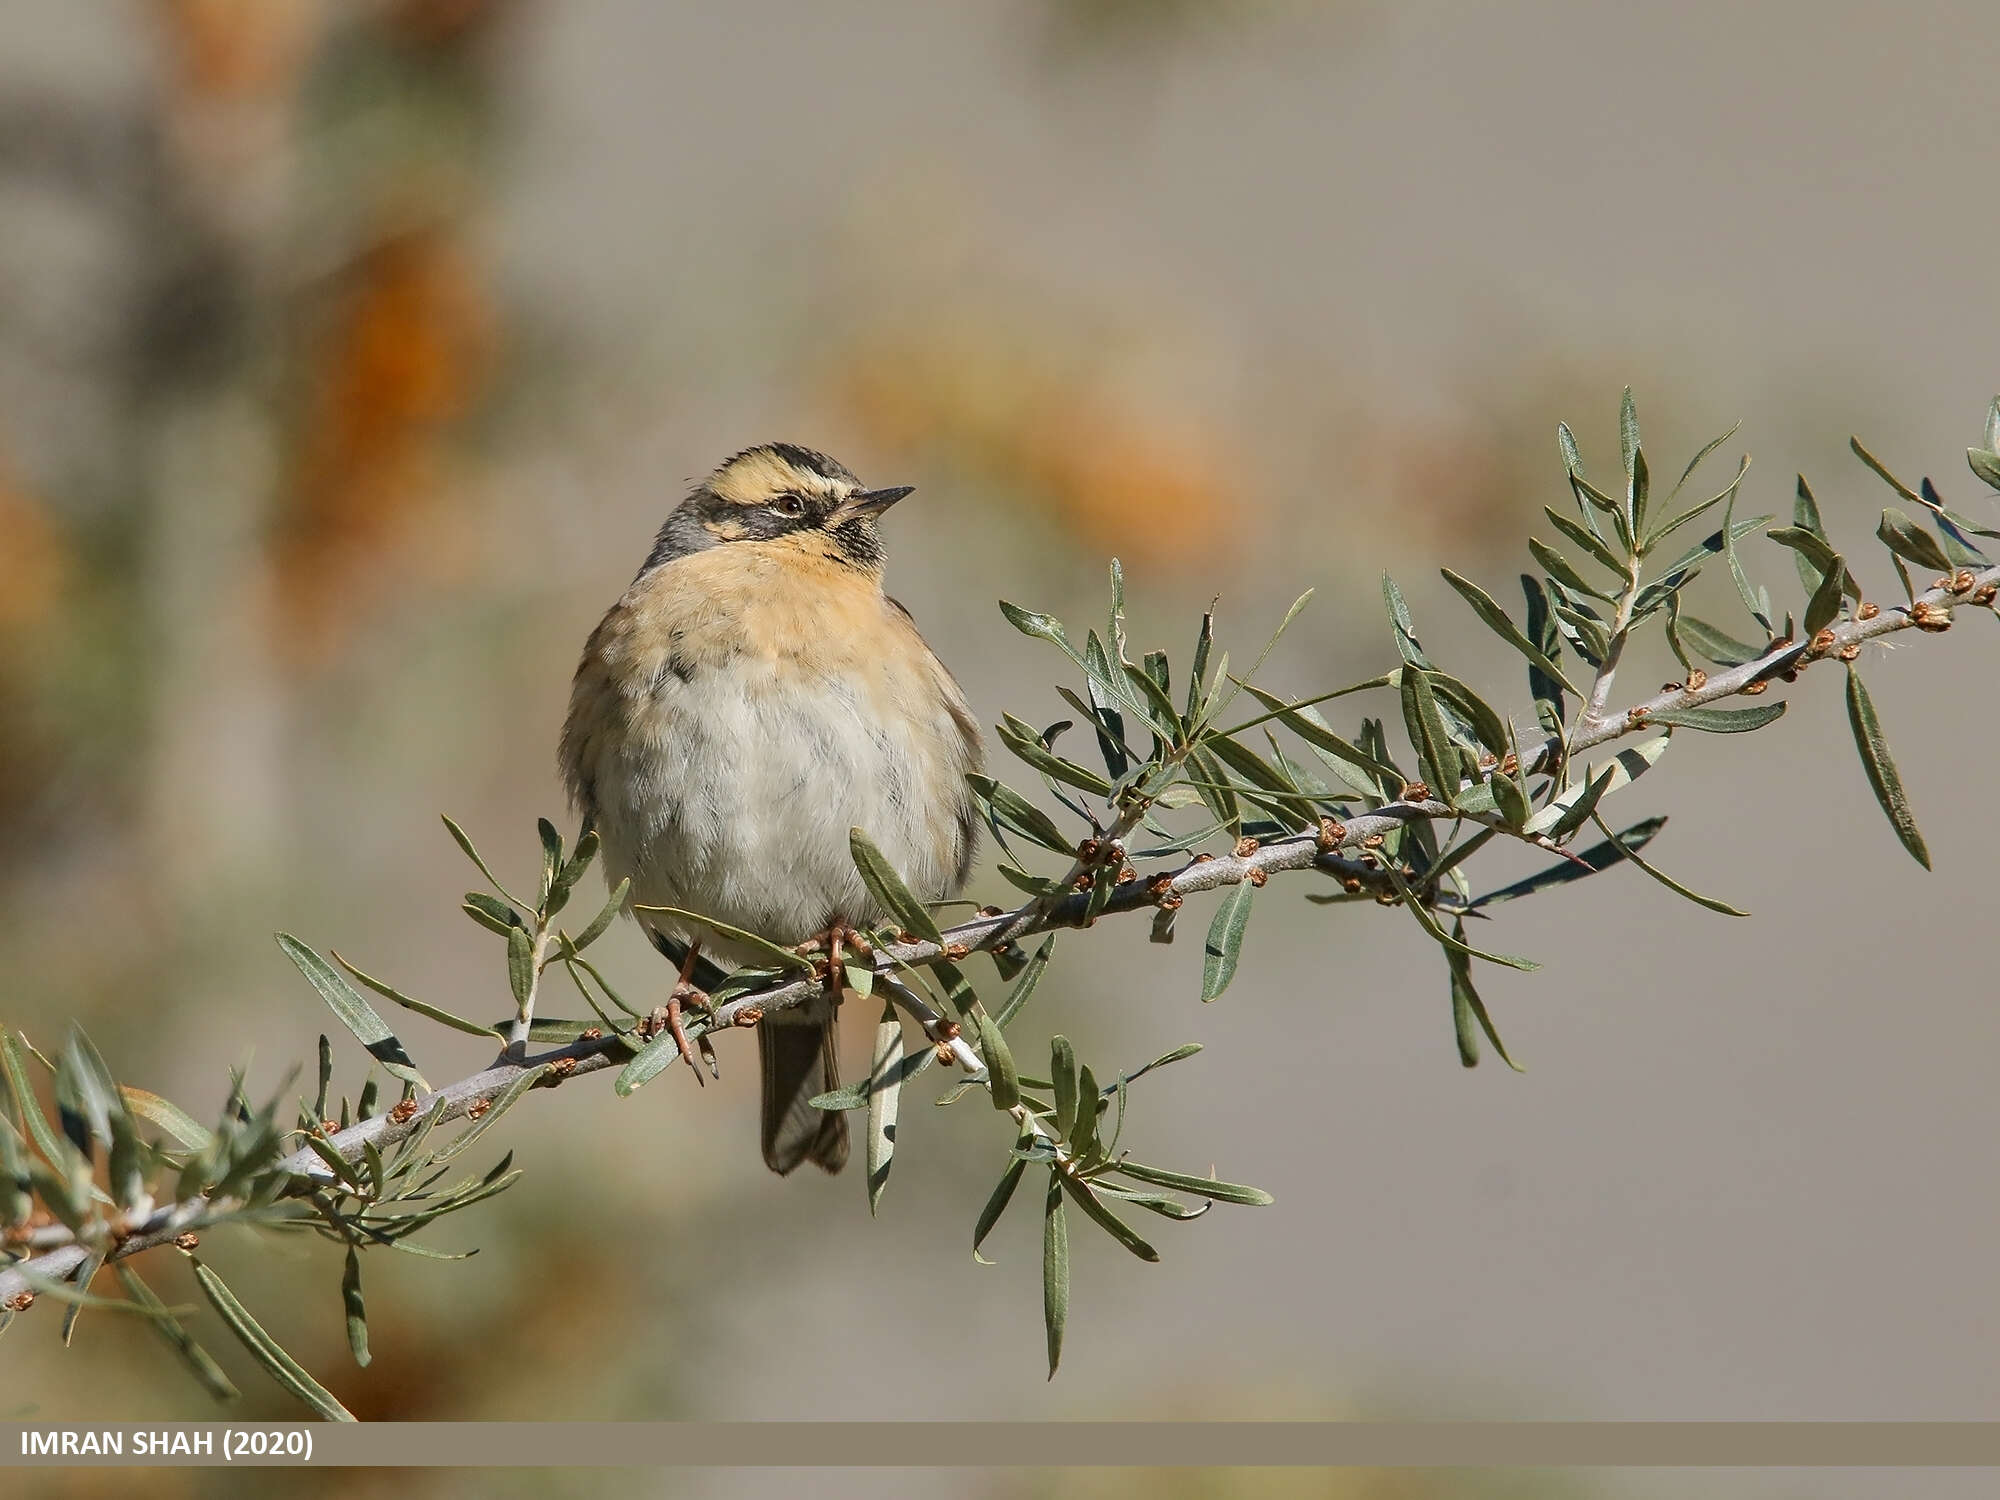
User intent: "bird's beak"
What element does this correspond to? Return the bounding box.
[845,485,914,517]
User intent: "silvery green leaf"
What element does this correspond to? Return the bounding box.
[441,815,523,907]
[1722,490,1772,632]
[1468,815,1667,908]
[1529,539,1608,598]
[998,726,1114,797]
[115,1265,239,1402]
[1804,553,1847,637]
[1585,812,1749,916]
[506,925,535,1013]
[1399,668,1459,808]
[632,905,814,974]
[1059,1174,1158,1262]
[1447,920,1521,1071]
[999,601,1085,667]
[0,1113,28,1228]
[1649,514,1772,585]
[1042,1171,1069,1380]
[278,935,429,1092]
[1187,606,1215,720]
[1200,882,1255,1002]
[849,826,947,942]
[1969,446,2000,492]
[1050,1036,1079,1141]
[1524,738,1669,838]
[1677,616,1764,666]
[1844,667,1930,869]
[963,775,1074,855]
[549,827,599,916]
[1111,1160,1275,1206]
[865,1004,903,1216]
[1850,435,1922,504]
[536,817,564,910]
[1384,867,1539,972]
[973,1129,1033,1264]
[1650,702,1787,733]
[1440,570,1581,696]
[332,952,499,1038]
[808,1083,869,1112]
[191,1258,355,1420]
[993,937,1055,1031]
[1381,573,1434,669]
[1629,443,1651,536]
[565,877,629,954]
[971,1005,1020,1112]
[1117,1042,1203,1087]
[1521,575,1566,723]
[1544,505,1629,573]
[342,1246,370,1368]
[1876,509,1953,572]
[461,892,526,936]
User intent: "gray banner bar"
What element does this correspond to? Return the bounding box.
[6,1423,2000,1468]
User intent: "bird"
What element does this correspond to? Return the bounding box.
[559,443,982,1175]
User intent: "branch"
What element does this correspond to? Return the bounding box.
[8,558,1989,1313]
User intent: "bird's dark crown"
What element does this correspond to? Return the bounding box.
[639,443,909,575]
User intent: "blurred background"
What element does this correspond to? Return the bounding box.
[3,2,1998,1498]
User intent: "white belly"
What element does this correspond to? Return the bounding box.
[587,656,958,965]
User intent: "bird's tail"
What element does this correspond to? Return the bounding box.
[758,1008,848,1175]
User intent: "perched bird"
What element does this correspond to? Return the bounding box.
[560,444,982,1174]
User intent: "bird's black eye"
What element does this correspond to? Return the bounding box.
[772,494,806,518]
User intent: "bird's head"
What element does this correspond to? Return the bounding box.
[642,443,913,577]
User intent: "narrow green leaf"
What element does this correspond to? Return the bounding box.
[1649,703,1787,734]
[341,1246,370,1367]
[1200,882,1255,1002]
[1969,447,2000,492]
[116,1265,239,1402]
[1722,490,1772,633]
[1677,616,1765,666]
[332,953,499,1038]
[999,601,1085,666]
[973,1130,1032,1264]
[963,775,1074,855]
[1043,1171,1069,1380]
[1629,444,1651,536]
[1844,668,1930,869]
[1544,506,1629,573]
[865,1004,903,1216]
[1381,573,1434,669]
[1585,812,1749,916]
[1448,921,1522,1071]
[996,719,1114,796]
[1876,509,1953,572]
[631,906,814,975]
[1440,570,1581,695]
[190,1258,356,1420]
[972,1007,1020,1112]
[547,827,598,917]
[1850,435,1922,504]
[505,926,535,1015]
[993,937,1054,1031]
[3,1034,66,1169]
[1528,538,1608,599]
[536,818,564,910]
[441,816,521,906]
[1112,1160,1275,1206]
[1059,1174,1158,1262]
[462,893,525,936]
[849,827,947,943]
[277,936,428,1091]
[1803,553,1847,637]
[1467,816,1667,908]
[566,878,629,953]
[1399,668,1459,807]
[1051,1036,1079,1141]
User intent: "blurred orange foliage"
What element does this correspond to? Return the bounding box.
[833,330,1242,570]
[275,226,495,659]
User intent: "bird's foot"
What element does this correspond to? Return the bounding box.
[637,940,715,1084]
[798,922,872,997]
